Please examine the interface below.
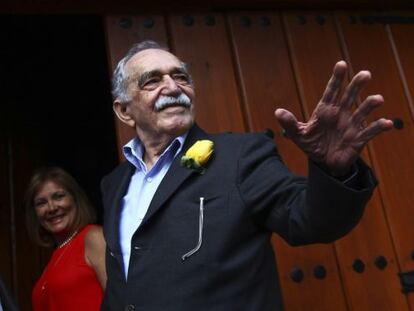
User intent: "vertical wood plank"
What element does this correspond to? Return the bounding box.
[104,15,169,158]
[168,13,246,133]
[12,129,46,311]
[337,11,414,309]
[228,12,307,172]
[229,11,348,311]
[285,10,408,310]
[389,21,414,119]
[0,128,13,295]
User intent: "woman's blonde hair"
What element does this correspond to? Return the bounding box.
[24,166,96,247]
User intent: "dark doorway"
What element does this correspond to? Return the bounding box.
[0,15,118,309]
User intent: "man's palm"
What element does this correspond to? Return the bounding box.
[275,61,393,176]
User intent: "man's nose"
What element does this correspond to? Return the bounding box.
[161,75,181,95]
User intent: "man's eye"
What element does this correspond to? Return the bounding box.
[173,74,189,83]
[143,78,160,87]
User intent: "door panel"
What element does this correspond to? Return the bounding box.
[284,11,408,310]
[389,22,414,118]
[169,13,246,133]
[0,128,13,296]
[11,127,47,310]
[229,11,348,310]
[105,15,169,158]
[338,11,414,308]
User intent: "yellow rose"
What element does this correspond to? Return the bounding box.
[181,140,214,173]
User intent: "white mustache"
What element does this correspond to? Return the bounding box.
[155,94,192,111]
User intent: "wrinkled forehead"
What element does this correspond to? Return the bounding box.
[125,49,183,78]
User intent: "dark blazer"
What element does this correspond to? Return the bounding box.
[0,277,18,311]
[101,124,376,311]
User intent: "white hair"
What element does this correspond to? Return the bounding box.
[111,40,192,105]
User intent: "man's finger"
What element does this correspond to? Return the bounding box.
[359,118,394,142]
[351,94,384,127]
[320,61,348,104]
[274,108,300,138]
[339,70,371,109]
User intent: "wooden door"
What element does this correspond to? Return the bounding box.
[0,114,14,302]
[229,12,348,310]
[283,11,408,310]
[337,11,414,309]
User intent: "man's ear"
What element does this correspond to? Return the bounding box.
[113,100,136,128]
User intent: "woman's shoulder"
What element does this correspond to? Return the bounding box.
[84,225,105,249]
[84,224,103,235]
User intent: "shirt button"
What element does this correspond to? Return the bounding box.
[146,177,152,182]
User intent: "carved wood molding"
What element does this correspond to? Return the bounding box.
[1,0,413,14]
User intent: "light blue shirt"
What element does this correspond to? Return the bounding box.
[120,134,187,279]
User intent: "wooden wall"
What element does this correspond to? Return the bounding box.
[105,10,414,310]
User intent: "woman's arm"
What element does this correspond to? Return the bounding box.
[85,225,107,289]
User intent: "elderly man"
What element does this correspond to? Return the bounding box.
[100,40,392,310]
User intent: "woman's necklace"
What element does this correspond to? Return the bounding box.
[58,229,79,248]
[40,230,79,292]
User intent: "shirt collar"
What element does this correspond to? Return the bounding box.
[123,133,188,170]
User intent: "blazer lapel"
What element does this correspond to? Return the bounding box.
[104,161,135,254]
[140,124,209,227]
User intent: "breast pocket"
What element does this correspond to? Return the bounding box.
[173,194,227,216]
[173,194,229,262]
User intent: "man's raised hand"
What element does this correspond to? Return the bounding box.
[275,60,393,176]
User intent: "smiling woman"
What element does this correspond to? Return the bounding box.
[33,181,78,244]
[24,167,106,311]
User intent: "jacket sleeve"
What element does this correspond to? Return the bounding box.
[237,133,377,246]
[0,277,19,311]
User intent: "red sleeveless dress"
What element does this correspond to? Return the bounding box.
[32,225,104,311]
